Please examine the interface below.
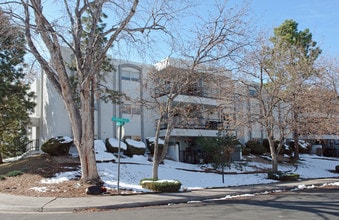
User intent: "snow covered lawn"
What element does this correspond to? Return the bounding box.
[52,145,339,193]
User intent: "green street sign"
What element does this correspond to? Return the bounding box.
[112,116,130,126]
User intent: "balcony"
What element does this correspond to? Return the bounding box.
[160,117,223,130]
[158,118,225,137]
[155,85,220,100]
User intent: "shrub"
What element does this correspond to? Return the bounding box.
[140,178,182,192]
[199,132,240,169]
[105,138,127,154]
[242,147,251,156]
[289,140,311,154]
[282,143,293,156]
[245,140,267,155]
[267,171,299,181]
[146,143,164,156]
[6,170,24,177]
[124,139,146,157]
[262,139,289,155]
[0,170,24,180]
[262,139,270,152]
[41,136,73,156]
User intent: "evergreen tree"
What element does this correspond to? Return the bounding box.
[0,11,35,163]
[270,19,321,159]
[199,131,240,170]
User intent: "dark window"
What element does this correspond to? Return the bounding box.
[249,89,257,97]
[120,104,141,114]
[121,70,140,81]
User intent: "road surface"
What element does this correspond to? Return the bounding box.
[2,187,338,220]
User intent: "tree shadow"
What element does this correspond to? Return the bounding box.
[202,188,339,219]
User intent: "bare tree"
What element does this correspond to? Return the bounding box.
[143,1,251,179]
[2,0,183,184]
[237,28,332,172]
[321,57,339,96]
[300,57,339,138]
[237,40,291,172]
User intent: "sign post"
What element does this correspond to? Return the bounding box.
[111,116,129,194]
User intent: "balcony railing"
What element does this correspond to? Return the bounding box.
[159,118,224,130]
[154,85,220,99]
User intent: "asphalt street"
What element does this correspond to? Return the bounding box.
[1,187,338,220]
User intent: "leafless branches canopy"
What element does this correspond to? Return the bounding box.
[2,0,185,183]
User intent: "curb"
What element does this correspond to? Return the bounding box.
[1,177,338,213]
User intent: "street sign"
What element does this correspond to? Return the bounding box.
[111,116,129,194]
[111,116,130,126]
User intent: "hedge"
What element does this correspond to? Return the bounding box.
[140,178,182,192]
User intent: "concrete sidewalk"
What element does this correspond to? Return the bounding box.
[0,178,338,213]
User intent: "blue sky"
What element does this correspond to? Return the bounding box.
[249,0,339,58]
[20,0,339,63]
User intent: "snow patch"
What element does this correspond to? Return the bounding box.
[95,140,116,161]
[147,137,165,145]
[30,187,48,192]
[108,138,127,150]
[126,139,146,149]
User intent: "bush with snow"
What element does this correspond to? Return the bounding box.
[146,137,164,156]
[41,136,73,156]
[245,140,267,155]
[267,171,300,181]
[105,138,127,154]
[140,178,182,192]
[288,140,311,154]
[124,139,146,157]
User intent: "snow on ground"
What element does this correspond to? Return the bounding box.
[8,140,339,193]
[44,142,339,193]
[95,140,117,161]
[96,154,339,192]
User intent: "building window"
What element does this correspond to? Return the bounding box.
[249,89,258,97]
[120,104,141,114]
[121,70,140,81]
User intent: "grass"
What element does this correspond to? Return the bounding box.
[0,170,24,181]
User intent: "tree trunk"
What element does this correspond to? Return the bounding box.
[73,83,101,184]
[77,138,101,184]
[152,141,160,180]
[152,116,162,180]
[292,97,300,160]
[152,106,173,180]
[293,114,300,159]
[152,138,170,180]
[268,136,278,172]
[271,154,278,172]
[152,160,160,180]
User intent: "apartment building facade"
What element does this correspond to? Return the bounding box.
[28,57,264,162]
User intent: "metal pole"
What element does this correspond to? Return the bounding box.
[222,164,224,183]
[111,116,129,194]
[221,151,225,183]
[117,124,123,194]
